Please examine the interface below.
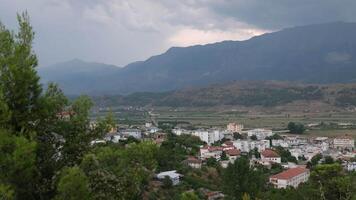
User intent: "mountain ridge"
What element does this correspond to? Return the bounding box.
[38,21,356,95]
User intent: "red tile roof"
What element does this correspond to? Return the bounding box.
[270,167,309,180]
[186,156,202,164]
[226,149,240,156]
[261,149,280,158]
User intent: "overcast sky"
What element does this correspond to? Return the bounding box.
[1,0,356,67]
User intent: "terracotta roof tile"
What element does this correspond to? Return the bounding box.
[261,149,280,158]
[270,167,309,180]
[226,149,240,156]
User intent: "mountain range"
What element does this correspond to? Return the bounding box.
[38,22,356,95]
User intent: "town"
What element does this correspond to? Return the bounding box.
[91,118,356,198]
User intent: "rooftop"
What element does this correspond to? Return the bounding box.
[270,167,309,180]
[261,149,280,158]
[226,149,241,156]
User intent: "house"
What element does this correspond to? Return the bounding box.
[344,161,356,171]
[261,149,281,163]
[247,129,273,140]
[222,141,235,151]
[269,167,310,188]
[157,170,182,186]
[272,139,289,148]
[104,132,121,143]
[120,129,142,139]
[227,123,244,133]
[200,146,223,160]
[333,136,354,150]
[225,149,241,163]
[206,191,225,200]
[185,156,202,169]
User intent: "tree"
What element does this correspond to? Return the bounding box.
[309,164,354,200]
[162,176,173,189]
[274,146,297,163]
[223,157,265,199]
[323,156,334,164]
[0,130,37,199]
[250,135,257,140]
[55,167,90,200]
[206,157,218,167]
[0,12,42,136]
[287,122,306,134]
[221,151,228,161]
[311,154,323,166]
[249,147,260,159]
[233,132,244,140]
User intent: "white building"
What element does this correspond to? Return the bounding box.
[227,123,244,133]
[185,157,202,169]
[233,140,270,153]
[192,129,225,145]
[272,139,289,148]
[345,162,356,171]
[269,167,310,188]
[247,129,273,140]
[157,170,182,185]
[172,128,190,136]
[200,146,223,160]
[333,136,354,150]
[261,149,281,164]
[120,129,142,139]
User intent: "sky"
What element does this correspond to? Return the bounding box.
[1,0,356,67]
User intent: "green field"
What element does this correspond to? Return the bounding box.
[93,106,356,138]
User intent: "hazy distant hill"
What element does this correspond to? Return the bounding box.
[39,22,356,94]
[92,81,356,108]
[38,59,121,94]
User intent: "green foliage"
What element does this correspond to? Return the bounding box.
[233,132,245,140]
[309,164,354,200]
[206,157,218,167]
[287,122,306,134]
[223,157,265,200]
[0,12,42,136]
[311,153,323,166]
[274,146,298,163]
[0,184,14,200]
[162,176,173,189]
[157,134,204,171]
[323,156,334,164]
[55,167,90,200]
[0,130,37,199]
[249,147,260,159]
[221,151,228,161]
[180,191,200,200]
[250,135,257,140]
[79,142,158,199]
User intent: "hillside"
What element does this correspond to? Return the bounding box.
[40,22,356,94]
[38,59,121,94]
[92,81,356,108]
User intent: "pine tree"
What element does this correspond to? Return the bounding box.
[0,12,42,136]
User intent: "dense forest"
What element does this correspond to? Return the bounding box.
[0,13,355,200]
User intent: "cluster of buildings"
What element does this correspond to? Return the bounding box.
[175,122,355,189]
[96,120,355,190]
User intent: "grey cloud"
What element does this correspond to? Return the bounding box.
[0,0,355,67]
[208,0,356,29]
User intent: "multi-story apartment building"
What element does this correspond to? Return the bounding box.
[269,167,310,188]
